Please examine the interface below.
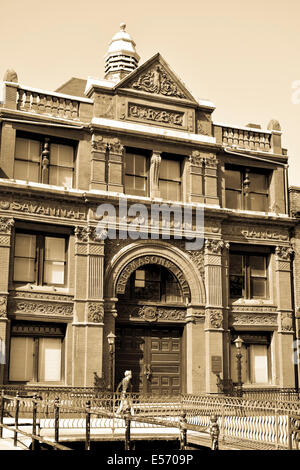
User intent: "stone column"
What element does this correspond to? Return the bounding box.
[0,217,14,384]
[108,138,124,193]
[204,154,219,206]
[189,151,204,204]
[72,225,105,387]
[275,245,295,387]
[150,151,161,198]
[204,239,226,393]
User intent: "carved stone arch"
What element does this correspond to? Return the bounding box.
[104,240,206,305]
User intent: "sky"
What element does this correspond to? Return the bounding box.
[0,0,299,185]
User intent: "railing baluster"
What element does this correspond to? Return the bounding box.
[0,390,4,438]
[32,393,37,451]
[85,400,91,451]
[179,412,187,450]
[14,391,20,447]
[54,396,60,445]
[124,409,131,450]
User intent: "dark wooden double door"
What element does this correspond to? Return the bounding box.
[115,325,183,395]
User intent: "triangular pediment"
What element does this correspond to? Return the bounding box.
[116,53,197,103]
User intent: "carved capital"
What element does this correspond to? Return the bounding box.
[279,311,294,332]
[0,217,14,234]
[204,155,218,169]
[189,150,204,167]
[88,303,104,323]
[206,309,223,329]
[0,296,8,318]
[275,245,294,260]
[91,135,108,152]
[205,239,227,255]
[75,225,89,243]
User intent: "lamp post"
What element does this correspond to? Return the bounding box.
[107,332,116,392]
[234,336,244,397]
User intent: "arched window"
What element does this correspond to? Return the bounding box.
[123,264,183,303]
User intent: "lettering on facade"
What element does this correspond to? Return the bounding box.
[116,255,190,297]
[224,224,289,242]
[0,199,86,220]
[128,103,184,127]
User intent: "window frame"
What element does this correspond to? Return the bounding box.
[231,333,272,385]
[13,230,68,288]
[225,164,270,212]
[158,155,182,202]
[14,132,76,188]
[8,322,65,384]
[229,248,270,300]
[124,148,150,197]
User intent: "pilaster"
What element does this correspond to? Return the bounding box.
[203,154,219,205]
[150,151,161,198]
[189,151,204,204]
[72,225,105,386]
[275,244,295,387]
[90,134,108,191]
[204,238,227,393]
[107,138,124,193]
[0,217,14,384]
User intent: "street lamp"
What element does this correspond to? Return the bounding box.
[107,332,116,392]
[234,336,244,397]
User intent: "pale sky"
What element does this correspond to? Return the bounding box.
[1,0,299,185]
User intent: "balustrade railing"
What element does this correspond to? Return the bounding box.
[1,387,300,450]
[16,85,92,121]
[222,126,272,152]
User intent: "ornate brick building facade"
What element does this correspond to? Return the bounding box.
[0,25,298,393]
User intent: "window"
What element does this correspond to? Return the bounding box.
[9,322,64,383]
[124,265,183,303]
[231,333,271,385]
[229,250,269,299]
[159,157,181,201]
[125,150,148,196]
[225,166,269,211]
[14,233,67,286]
[14,135,75,188]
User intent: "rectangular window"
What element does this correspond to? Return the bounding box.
[14,135,74,188]
[13,233,67,286]
[225,166,269,212]
[14,137,40,183]
[230,333,271,385]
[159,157,181,201]
[9,337,63,383]
[125,151,148,196]
[229,250,269,299]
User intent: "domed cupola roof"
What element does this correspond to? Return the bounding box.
[104,23,140,82]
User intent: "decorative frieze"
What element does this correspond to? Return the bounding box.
[87,303,104,323]
[128,64,187,99]
[9,291,74,302]
[118,304,186,322]
[230,305,278,313]
[223,224,289,242]
[0,217,14,233]
[128,103,184,127]
[8,300,74,317]
[230,313,278,327]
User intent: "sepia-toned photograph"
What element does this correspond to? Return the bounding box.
[0,0,299,459]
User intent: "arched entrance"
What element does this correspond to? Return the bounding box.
[104,241,205,395]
